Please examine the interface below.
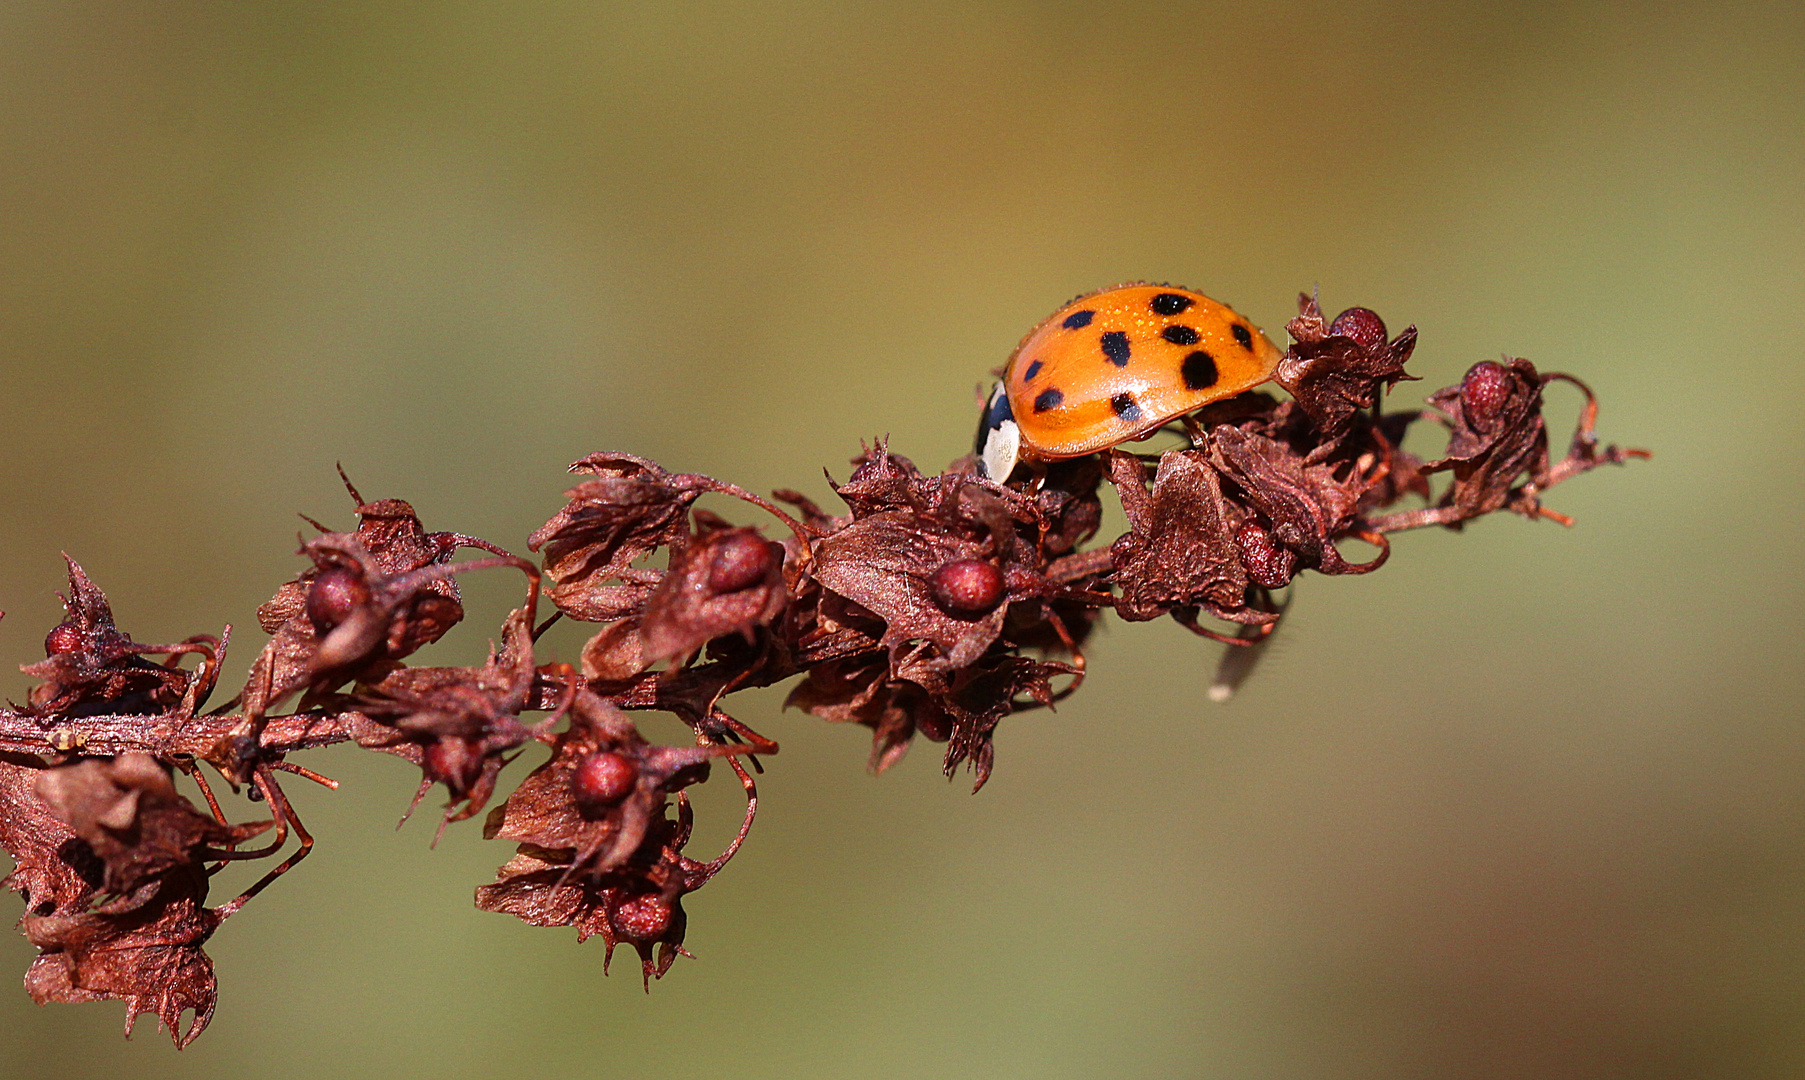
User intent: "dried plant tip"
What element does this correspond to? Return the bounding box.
[304,566,371,635]
[1328,306,1388,350]
[706,532,781,593]
[574,752,639,813]
[928,559,1005,615]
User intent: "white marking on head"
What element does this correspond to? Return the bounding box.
[975,382,1020,481]
[980,417,1020,482]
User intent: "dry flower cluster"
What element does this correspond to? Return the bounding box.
[0,295,1644,1046]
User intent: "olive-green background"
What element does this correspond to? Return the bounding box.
[0,3,1798,1078]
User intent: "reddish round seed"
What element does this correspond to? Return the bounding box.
[928,559,1004,615]
[43,623,82,656]
[305,566,370,635]
[915,709,952,743]
[423,739,479,790]
[610,892,672,941]
[707,532,778,593]
[1461,361,1514,422]
[1329,307,1388,351]
[1236,519,1298,589]
[574,751,638,810]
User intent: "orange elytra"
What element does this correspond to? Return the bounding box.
[974,283,1283,481]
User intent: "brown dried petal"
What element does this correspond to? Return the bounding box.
[529,453,704,623]
[831,443,943,517]
[1275,294,1419,438]
[22,871,221,1048]
[255,580,307,634]
[0,758,99,918]
[1107,449,1249,621]
[474,844,704,988]
[785,653,952,773]
[354,609,540,826]
[639,527,787,666]
[34,755,268,901]
[1422,358,1551,517]
[349,496,458,576]
[941,654,1068,791]
[811,510,1008,670]
[243,533,467,717]
[1207,426,1377,575]
[482,693,721,872]
[21,558,199,718]
[582,618,649,682]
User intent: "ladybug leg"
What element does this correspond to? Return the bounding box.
[1180,414,1210,450]
[1022,458,1049,494]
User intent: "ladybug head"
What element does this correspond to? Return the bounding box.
[973,381,1019,482]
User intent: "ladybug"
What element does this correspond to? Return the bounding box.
[974,283,1283,481]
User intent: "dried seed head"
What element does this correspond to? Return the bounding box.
[305,567,370,635]
[1235,519,1298,589]
[928,559,1005,615]
[43,624,81,657]
[706,532,780,593]
[1329,306,1388,350]
[1460,360,1514,422]
[573,751,638,812]
[610,892,673,942]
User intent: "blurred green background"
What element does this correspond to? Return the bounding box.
[0,2,1799,1077]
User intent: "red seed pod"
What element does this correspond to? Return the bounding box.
[43,623,82,657]
[573,751,639,811]
[610,892,673,942]
[1460,360,1514,423]
[1236,519,1298,589]
[305,566,371,635]
[1329,307,1388,351]
[706,532,779,593]
[928,559,1004,615]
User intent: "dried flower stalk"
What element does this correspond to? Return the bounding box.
[0,294,1645,1046]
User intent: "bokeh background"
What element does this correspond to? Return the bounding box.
[0,2,1799,1077]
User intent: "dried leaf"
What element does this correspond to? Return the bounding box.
[22,870,221,1048]
[1107,449,1249,621]
[34,755,268,901]
[0,758,99,919]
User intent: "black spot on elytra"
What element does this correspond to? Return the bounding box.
[1181,350,1219,390]
[1033,387,1064,413]
[1023,359,1043,382]
[1062,310,1095,330]
[1100,331,1131,367]
[1232,323,1254,350]
[1109,392,1142,422]
[1161,325,1200,346]
[1151,293,1194,316]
